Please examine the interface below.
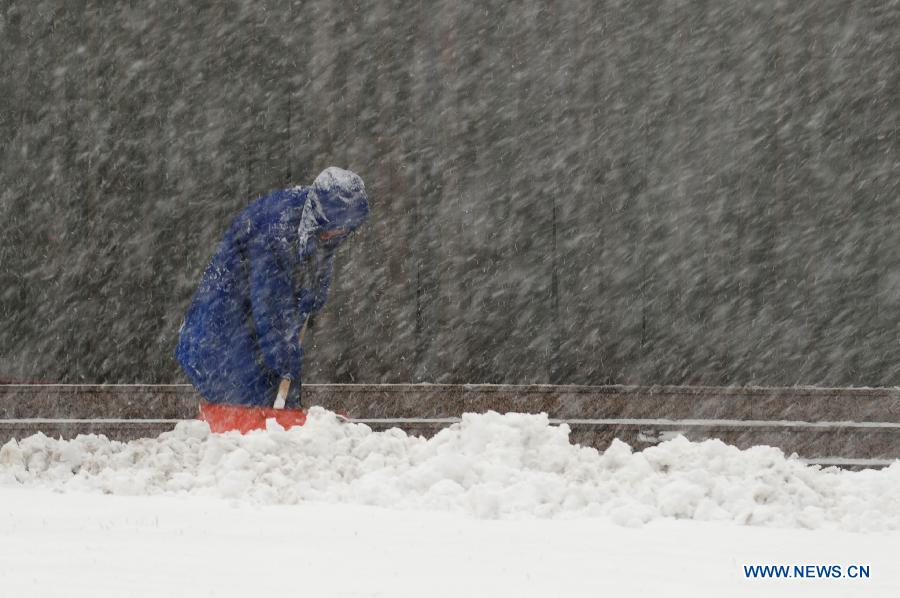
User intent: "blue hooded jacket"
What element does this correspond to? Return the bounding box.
[175,167,369,407]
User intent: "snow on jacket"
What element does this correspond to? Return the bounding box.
[175,168,369,407]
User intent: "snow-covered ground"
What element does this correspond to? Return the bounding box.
[2,408,899,595]
[2,488,898,597]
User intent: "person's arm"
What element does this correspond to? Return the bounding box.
[297,251,335,318]
[247,235,304,383]
[311,253,335,313]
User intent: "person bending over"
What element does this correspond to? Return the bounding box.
[175,167,369,428]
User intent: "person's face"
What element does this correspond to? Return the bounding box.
[318,228,350,251]
[319,228,348,242]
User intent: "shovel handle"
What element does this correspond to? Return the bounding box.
[273,379,291,409]
[273,315,310,409]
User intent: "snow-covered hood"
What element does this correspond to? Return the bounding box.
[312,167,370,234]
[296,167,369,256]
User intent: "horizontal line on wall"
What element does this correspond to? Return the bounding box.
[2,417,898,429]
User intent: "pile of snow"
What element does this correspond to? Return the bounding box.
[2,408,899,531]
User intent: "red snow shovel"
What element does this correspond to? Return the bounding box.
[198,401,307,433]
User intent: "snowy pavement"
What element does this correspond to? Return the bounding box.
[1,488,897,597]
[1,408,899,595]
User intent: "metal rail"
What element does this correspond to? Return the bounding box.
[2,384,898,467]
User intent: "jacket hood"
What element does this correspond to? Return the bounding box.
[312,167,369,233]
[296,167,369,258]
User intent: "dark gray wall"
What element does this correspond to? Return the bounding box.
[1,1,899,386]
